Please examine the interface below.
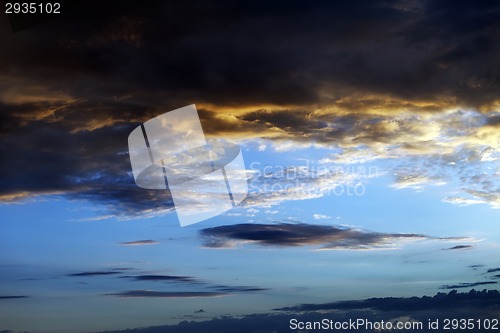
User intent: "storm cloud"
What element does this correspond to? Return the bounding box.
[1,0,499,213]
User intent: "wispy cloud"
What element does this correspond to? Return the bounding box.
[442,196,487,207]
[313,214,331,220]
[440,281,497,290]
[120,274,269,295]
[72,214,116,222]
[390,174,446,191]
[214,286,269,293]
[105,290,227,298]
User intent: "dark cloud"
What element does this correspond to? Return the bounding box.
[0,120,174,217]
[93,290,500,333]
[487,268,500,273]
[67,271,122,277]
[200,223,454,249]
[120,274,269,295]
[486,114,500,127]
[275,289,500,312]
[440,281,497,290]
[444,245,474,250]
[3,0,500,108]
[122,275,196,283]
[0,296,29,299]
[1,0,499,212]
[194,309,205,313]
[214,286,269,293]
[92,313,293,333]
[105,290,227,298]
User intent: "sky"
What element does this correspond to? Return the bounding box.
[0,1,499,332]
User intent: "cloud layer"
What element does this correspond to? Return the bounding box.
[62,268,269,300]
[92,290,500,333]
[1,0,499,214]
[275,289,500,312]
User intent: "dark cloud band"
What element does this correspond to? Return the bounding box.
[199,222,461,249]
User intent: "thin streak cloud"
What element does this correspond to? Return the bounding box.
[105,290,227,298]
[67,271,122,277]
[119,240,159,246]
[121,275,196,283]
[444,245,474,250]
[440,282,497,290]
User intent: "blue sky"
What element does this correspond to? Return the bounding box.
[1,1,500,332]
[1,138,499,332]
